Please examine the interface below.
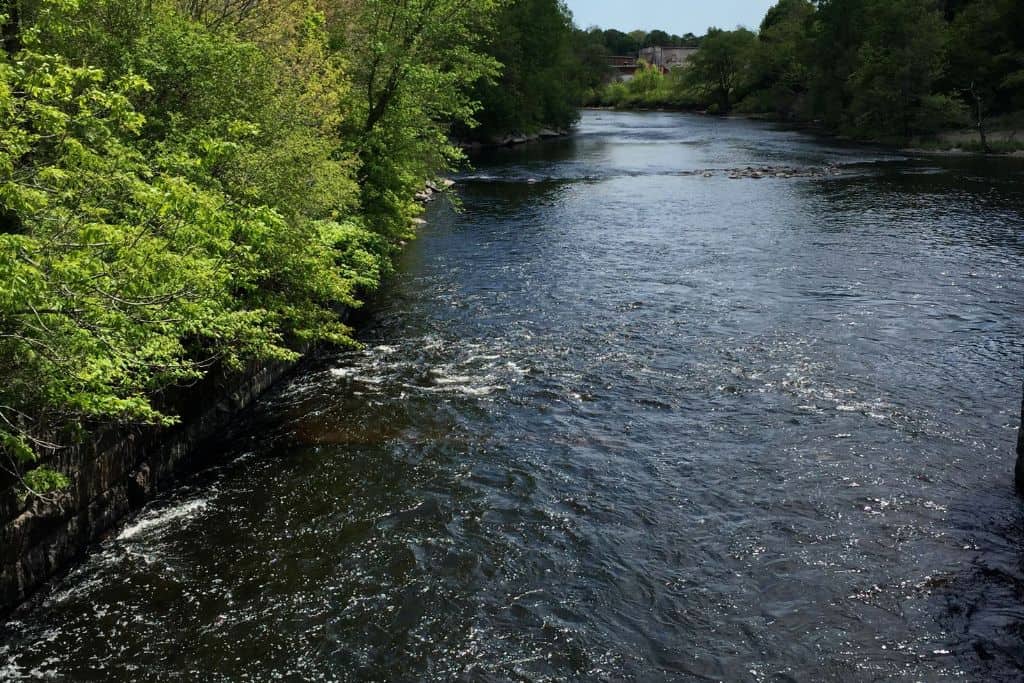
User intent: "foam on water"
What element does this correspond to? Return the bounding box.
[117,499,210,541]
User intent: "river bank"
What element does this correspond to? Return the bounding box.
[902,125,1024,156]
[0,183,455,615]
[0,357,301,614]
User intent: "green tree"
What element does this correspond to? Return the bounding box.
[806,0,872,131]
[471,0,583,139]
[807,0,965,138]
[684,28,757,113]
[331,0,501,238]
[945,0,1024,149]
[572,27,612,95]
[0,0,392,493]
[0,46,287,469]
[846,0,955,137]
[602,29,640,56]
[630,60,665,96]
[742,0,814,118]
[644,30,671,48]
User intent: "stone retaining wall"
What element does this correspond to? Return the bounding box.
[0,357,298,613]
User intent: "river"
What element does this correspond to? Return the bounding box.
[3,111,1024,681]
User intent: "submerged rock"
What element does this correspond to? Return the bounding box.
[701,163,846,180]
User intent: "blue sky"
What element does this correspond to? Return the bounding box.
[563,0,779,35]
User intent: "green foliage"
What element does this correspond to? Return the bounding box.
[0,47,262,438]
[593,28,756,113]
[796,0,1022,138]
[841,1,949,137]
[331,0,500,237]
[586,27,701,56]
[683,28,758,114]
[595,62,698,110]
[944,0,1024,144]
[1,0,481,495]
[21,466,70,497]
[470,0,581,139]
[594,0,1024,142]
[571,28,613,97]
[739,0,814,119]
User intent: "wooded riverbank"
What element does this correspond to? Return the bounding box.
[0,0,585,525]
[585,1,1024,153]
[0,0,593,615]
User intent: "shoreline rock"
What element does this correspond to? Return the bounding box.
[414,178,455,204]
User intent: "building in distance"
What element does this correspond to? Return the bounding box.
[638,46,699,72]
[608,46,699,82]
[608,55,640,81]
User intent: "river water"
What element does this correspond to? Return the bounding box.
[3,111,1024,681]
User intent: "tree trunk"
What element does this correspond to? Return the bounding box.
[976,103,990,154]
[970,83,991,154]
[2,1,21,57]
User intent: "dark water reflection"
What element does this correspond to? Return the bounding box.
[3,111,1023,681]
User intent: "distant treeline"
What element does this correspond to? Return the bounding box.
[464,0,585,140]
[465,16,709,141]
[590,0,1024,148]
[585,28,702,55]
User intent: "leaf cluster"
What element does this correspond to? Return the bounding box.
[2,0,498,494]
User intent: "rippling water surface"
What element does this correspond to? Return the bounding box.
[4,111,1024,681]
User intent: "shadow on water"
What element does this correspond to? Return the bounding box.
[939,490,1024,676]
[467,134,586,167]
